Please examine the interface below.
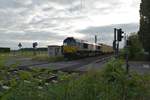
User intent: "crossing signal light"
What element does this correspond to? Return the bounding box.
[117,29,124,41]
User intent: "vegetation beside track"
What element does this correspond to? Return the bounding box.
[120,33,149,61]
[0,57,150,100]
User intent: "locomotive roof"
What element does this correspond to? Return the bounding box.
[64,37,101,46]
[64,37,87,43]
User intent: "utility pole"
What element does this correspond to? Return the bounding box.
[116,40,119,58]
[113,28,117,58]
[124,34,129,74]
[95,35,97,44]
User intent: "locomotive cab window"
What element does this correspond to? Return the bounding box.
[63,38,76,46]
[97,46,101,50]
[83,43,88,49]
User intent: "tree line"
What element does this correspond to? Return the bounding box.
[139,0,150,55]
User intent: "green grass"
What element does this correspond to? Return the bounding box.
[10,51,48,58]
[0,51,65,63]
[45,59,150,100]
[0,51,47,58]
[0,53,9,67]
[0,58,150,100]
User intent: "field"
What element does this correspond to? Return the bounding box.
[1,51,65,64]
[8,51,48,57]
[0,53,150,100]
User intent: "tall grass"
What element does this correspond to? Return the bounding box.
[46,59,150,100]
[0,54,9,67]
[1,58,150,100]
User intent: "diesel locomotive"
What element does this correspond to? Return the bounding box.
[62,37,113,58]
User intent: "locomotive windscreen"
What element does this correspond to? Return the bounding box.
[63,37,76,46]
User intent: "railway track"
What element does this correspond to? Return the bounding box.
[11,54,113,73]
[54,55,113,72]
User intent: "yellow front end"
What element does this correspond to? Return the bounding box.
[63,45,78,54]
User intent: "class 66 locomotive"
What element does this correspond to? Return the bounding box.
[62,37,113,58]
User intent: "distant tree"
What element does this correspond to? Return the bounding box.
[139,0,150,55]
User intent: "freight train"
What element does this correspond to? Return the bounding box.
[62,37,113,58]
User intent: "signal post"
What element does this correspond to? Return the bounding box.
[113,28,129,74]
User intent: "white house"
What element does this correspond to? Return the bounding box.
[48,45,62,57]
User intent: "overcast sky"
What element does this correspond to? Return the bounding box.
[0,0,141,49]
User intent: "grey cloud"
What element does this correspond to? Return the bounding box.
[0,31,66,49]
[0,31,65,41]
[0,0,33,9]
[77,23,139,34]
[47,0,77,6]
[0,0,121,30]
[77,23,139,46]
[0,0,22,8]
[100,0,122,5]
[0,0,140,49]
[130,0,141,8]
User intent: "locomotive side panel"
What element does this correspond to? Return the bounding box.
[101,44,113,54]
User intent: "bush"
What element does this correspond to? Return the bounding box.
[128,33,145,60]
[120,33,145,61]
